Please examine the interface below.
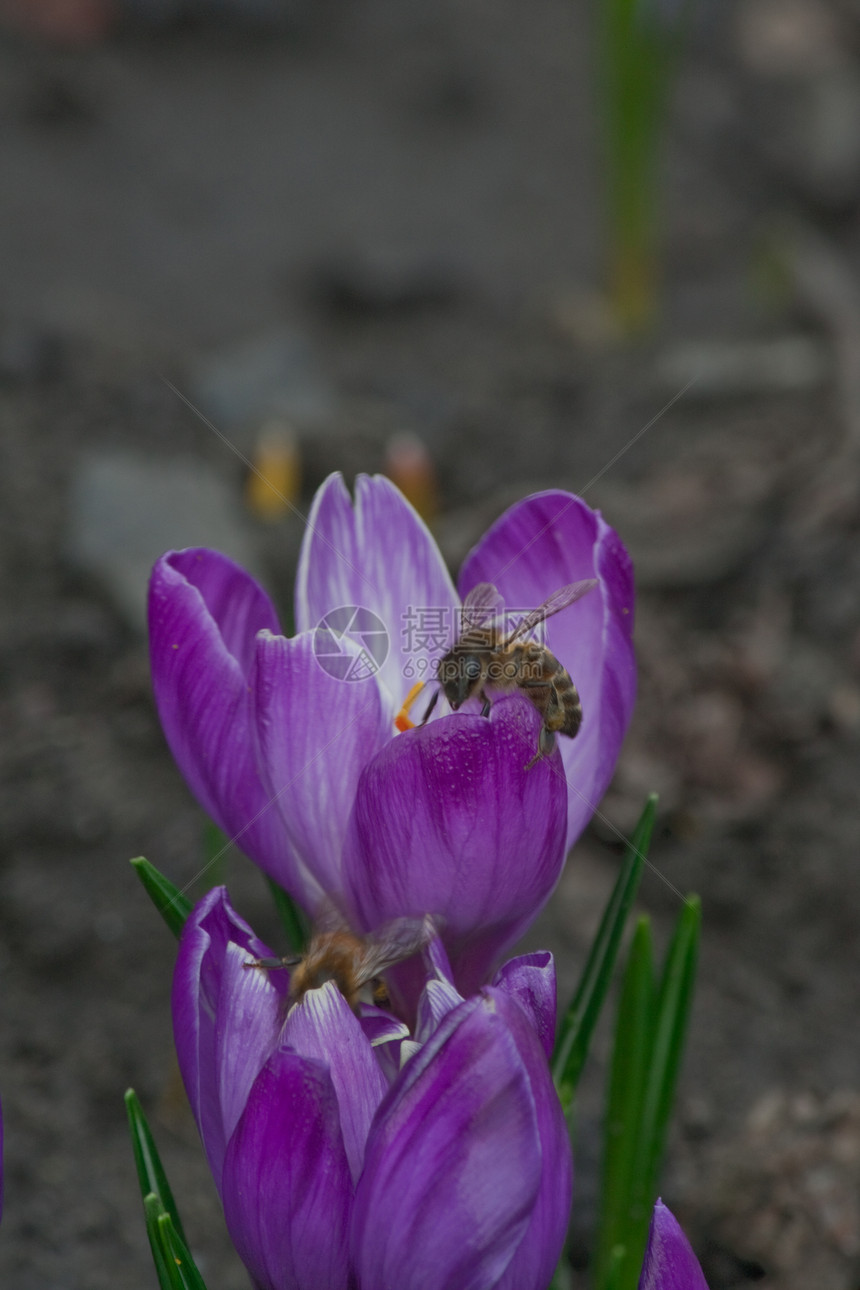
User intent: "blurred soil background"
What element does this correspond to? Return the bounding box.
[1,0,860,1286]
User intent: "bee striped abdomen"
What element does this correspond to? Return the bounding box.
[431,579,596,767]
[517,643,582,737]
[555,671,583,737]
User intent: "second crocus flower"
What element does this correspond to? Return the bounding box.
[174,887,572,1290]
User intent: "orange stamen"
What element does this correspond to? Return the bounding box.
[382,432,438,521]
[395,681,425,732]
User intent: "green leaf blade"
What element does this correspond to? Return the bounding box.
[130,857,191,939]
[266,876,309,955]
[552,794,656,1111]
[594,917,656,1290]
[636,894,702,1201]
[201,821,231,889]
[125,1089,188,1245]
[129,1094,210,1290]
[594,896,702,1290]
[143,1194,183,1290]
[156,1213,209,1290]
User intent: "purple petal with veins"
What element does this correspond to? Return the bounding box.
[459,490,635,853]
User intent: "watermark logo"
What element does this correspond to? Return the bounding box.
[313,603,550,682]
[400,605,549,681]
[313,606,389,681]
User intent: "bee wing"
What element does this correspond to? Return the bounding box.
[460,582,505,632]
[310,897,351,935]
[352,915,436,986]
[505,579,598,644]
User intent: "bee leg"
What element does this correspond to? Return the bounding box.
[244,955,300,971]
[371,977,391,1008]
[419,686,440,725]
[480,691,491,718]
[524,728,556,772]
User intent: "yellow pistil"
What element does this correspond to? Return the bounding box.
[395,681,425,732]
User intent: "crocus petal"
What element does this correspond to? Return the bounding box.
[423,933,456,985]
[459,491,635,853]
[214,943,288,1157]
[149,551,298,889]
[359,1008,411,1084]
[639,1201,709,1290]
[343,697,567,995]
[222,1046,352,1290]
[294,473,459,711]
[489,988,573,1290]
[414,977,464,1043]
[351,994,542,1290]
[492,952,557,1060]
[252,630,391,901]
[382,929,459,1026]
[171,888,285,1191]
[359,1008,411,1050]
[283,982,388,1183]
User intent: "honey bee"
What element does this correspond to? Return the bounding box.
[421,579,597,768]
[245,909,434,1013]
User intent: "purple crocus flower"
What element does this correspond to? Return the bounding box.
[149,474,634,990]
[639,1200,709,1289]
[174,887,573,1290]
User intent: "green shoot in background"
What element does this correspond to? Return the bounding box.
[598,0,692,331]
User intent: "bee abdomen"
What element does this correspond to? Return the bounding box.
[556,674,583,737]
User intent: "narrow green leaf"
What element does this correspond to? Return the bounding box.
[156,1212,210,1290]
[594,917,656,1290]
[131,1105,210,1290]
[604,1244,628,1290]
[548,1252,572,1290]
[125,1089,188,1245]
[142,1195,209,1290]
[130,857,191,939]
[202,820,231,888]
[595,896,702,1290]
[266,876,309,955]
[143,1193,183,1290]
[552,794,656,1111]
[634,894,701,1209]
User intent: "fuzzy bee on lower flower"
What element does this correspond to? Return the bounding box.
[416,579,597,769]
[245,908,435,1012]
